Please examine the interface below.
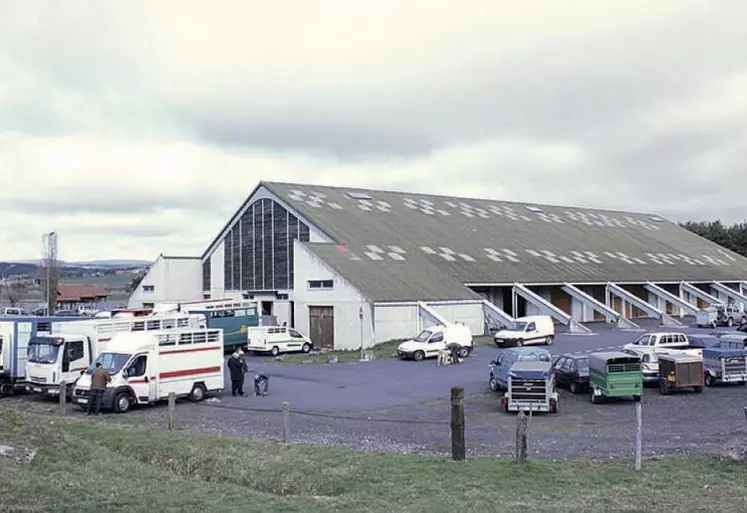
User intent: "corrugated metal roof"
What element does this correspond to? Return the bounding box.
[261,181,747,301]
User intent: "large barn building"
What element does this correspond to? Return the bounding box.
[128,181,747,350]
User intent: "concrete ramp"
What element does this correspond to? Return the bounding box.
[561,283,639,330]
[513,283,592,334]
[644,282,699,316]
[606,282,682,327]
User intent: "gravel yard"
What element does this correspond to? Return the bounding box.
[6,321,746,459]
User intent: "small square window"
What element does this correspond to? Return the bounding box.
[142,285,155,292]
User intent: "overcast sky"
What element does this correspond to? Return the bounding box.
[1,1,746,261]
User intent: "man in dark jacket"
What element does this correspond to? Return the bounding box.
[87,362,110,415]
[227,352,244,396]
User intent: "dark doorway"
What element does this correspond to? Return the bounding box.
[261,301,273,316]
[309,306,334,349]
[290,301,295,328]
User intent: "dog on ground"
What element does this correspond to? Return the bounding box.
[437,348,451,366]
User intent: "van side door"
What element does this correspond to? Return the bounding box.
[123,354,155,403]
[425,332,445,356]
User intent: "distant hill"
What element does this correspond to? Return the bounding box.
[1,259,151,279]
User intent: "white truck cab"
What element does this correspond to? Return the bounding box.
[397,323,473,361]
[493,316,555,347]
[25,314,203,398]
[246,326,313,356]
[72,328,224,413]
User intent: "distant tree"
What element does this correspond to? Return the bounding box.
[1,279,26,307]
[680,220,747,257]
[126,270,147,294]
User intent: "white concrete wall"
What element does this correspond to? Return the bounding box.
[209,242,225,298]
[292,240,373,350]
[127,256,202,308]
[373,302,484,344]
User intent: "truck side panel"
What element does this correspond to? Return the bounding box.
[156,344,224,399]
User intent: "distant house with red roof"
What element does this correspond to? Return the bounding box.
[56,284,110,310]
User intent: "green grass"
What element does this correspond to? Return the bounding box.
[0,407,745,512]
[267,335,495,364]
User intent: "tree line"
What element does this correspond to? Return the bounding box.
[681,220,747,257]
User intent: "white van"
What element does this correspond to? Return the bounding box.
[72,328,224,413]
[493,316,555,347]
[246,326,313,356]
[397,323,473,361]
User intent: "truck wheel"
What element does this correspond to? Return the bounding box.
[113,392,132,413]
[570,382,578,394]
[270,346,280,357]
[590,392,597,404]
[633,395,641,402]
[301,343,311,353]
[693,386,703,393]
[546,335,554,346]
[658,381,669,395]
[413,350,425,361]
[705,373,714,387]
[516,339,523,347]
[458,346,470,358]
[489,377,499,392]
[189,383,206,402]
[727,317,734,327]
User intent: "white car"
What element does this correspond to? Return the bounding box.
[623,332,689,352]
[620,347,676,383]
[397,324,472,361]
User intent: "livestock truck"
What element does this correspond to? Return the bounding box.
[24,314,205,399]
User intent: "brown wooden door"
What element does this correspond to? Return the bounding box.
[309,306,334,349]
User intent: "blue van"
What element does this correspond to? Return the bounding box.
[488,347,552,392]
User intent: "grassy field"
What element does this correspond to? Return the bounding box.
[0,407,745,512]
[266,335,494,364]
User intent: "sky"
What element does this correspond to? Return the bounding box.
[1,0,746,261]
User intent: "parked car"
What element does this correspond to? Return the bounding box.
[1,307,30,316]
[623,332,689,352]
[397,323,472,361]
[620,347,671,384]
[589,351,643,403]
[493,315,554,347]
[488,347,552,391]
[552,353,589,393]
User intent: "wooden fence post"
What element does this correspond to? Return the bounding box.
[451,386,465,461]
[168,392,175,430]
[58,381,66,410]
[634,402,642,470]
[515,410,529,463]
[282,401,290,443]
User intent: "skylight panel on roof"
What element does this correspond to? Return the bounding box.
[441,254,457,262]
[404,202,418,209]
[365,252,383,261]
[358,204,371,211]
[347,191,373,200]
[525,206,543,213]
[328,202,343,210]
[421,246,436,254]
[388,245,406,254]
[437,209,450,216]
[366,245,384,253]
[389,253,406,261]
[459,253,476,262]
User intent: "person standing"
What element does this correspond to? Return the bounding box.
[87,362,110,415]
[237,350,248,396]
[227,351,244,396]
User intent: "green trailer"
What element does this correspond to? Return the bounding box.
[589,351,643,403]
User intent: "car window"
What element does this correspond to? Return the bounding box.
[66,341,84,361]
[565,359,576,371]
[289,329,303,339]
[553,357,566,370]
[576,358,589,371]
[429,332,444,343]
[526,322,536,331]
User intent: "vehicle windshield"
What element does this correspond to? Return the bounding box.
[413,330,432,342]
[643,354,658,364]
[506,322,527,331]
[86,353,131,375]
[576,358,589,371]
[27,340,60,364]
[518,352,551,362]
